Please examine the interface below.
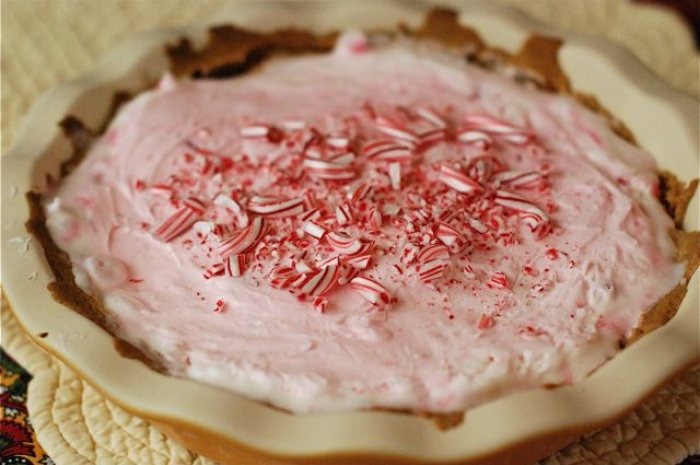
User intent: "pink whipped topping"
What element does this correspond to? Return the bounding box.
[44,34,684,413]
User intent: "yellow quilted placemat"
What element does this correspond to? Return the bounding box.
[2,1,698,464]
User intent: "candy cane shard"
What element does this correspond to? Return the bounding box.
[349,182,374,202]
[418,259,448,283]
[374,117,419,143]
[336,203,353,225]
[203,263,225,279]
[457,130,492,149]
[463,114,535,145]
[303,157,356,181]
[494,190,549,226]
[488,271,509,289]
[224,254,246,277]
[343,254,372,269]
[467,156,497,183]
[317,256,340,269]
[313,296,328,312]
[466,217,489,234]
[439,165,483,194]
[418,127,447,145]
[436,222,464,246]
[362,139,413,162]
[416,244,450,263]
[240,125,271,138]
[303,221,326,240]
[213,194,243,214]
[350,277,390,305]
[493,171,546,190]
[300,264,340,296]
[154,197,206,242]
[326,232,363,255]
[327,152,355,165]
[218,216,265,258]
[416,107,447,128]
[301,208,321,222]
[247,196,304,218]
[388,162,401,190]
[269,265,297,289]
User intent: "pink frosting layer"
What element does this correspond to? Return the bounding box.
[44,35,683,413]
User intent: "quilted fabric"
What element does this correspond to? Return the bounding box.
[2,1,698,464]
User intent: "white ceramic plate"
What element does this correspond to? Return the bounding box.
[2,2,698,464]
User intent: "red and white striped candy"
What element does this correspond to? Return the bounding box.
[339,265,361,285]
[327,152,355,165]
[150,184,174,197]
[494,190,549,225]
[302,191,316,210]
[439,165,483,194]
[326,136,350,149]
[467,156,497,183]
[303,158,356,181]
[521,213,551,237]
[349,183,374,202]
[240,125,270,138]
[268,265,296,288]
[354,240,375,257]
[466,217,489,234]
[154,197,206,242]
[493,171,546,190]
[303,221,326,240]
[488,271,509,289]
[317,255,340,269]
[362,140,413,162]
[224,254,246,277]
[350,277,390,305]
[388,162,401,190]
[247,196,303,218]
[213,223,234,237]
[213,194,243,214]
[477,314,494,330]
[301,208,321,222]
[281,120,306,131]
[368,207,383,229]
[436,222,464,246]
[300,264,340,297]
[463,262,477,279]
[218,216,265,258]
[418,128,447,145]
[416,107,447,129]
[343,254,371,269]
[203,263,225,279]
[374,116,419,143]
[418,259,448,283]
[295,260,313,274]
[463,114,534,145]
[313,296,328,313]
[457,130,492,149]
[336,203,352,225]
[326,232,363,255]
[193,220,214,236]
[415,244,450,263]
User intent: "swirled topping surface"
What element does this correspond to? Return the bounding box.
[44,34,683,413]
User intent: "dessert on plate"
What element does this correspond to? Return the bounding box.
[26,9,699,426]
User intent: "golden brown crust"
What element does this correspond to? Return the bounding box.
[167,26,337,77]
[25,8,700,428]
[659,170,699,228]
[628,229,700,344]
[26,116,167,373]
